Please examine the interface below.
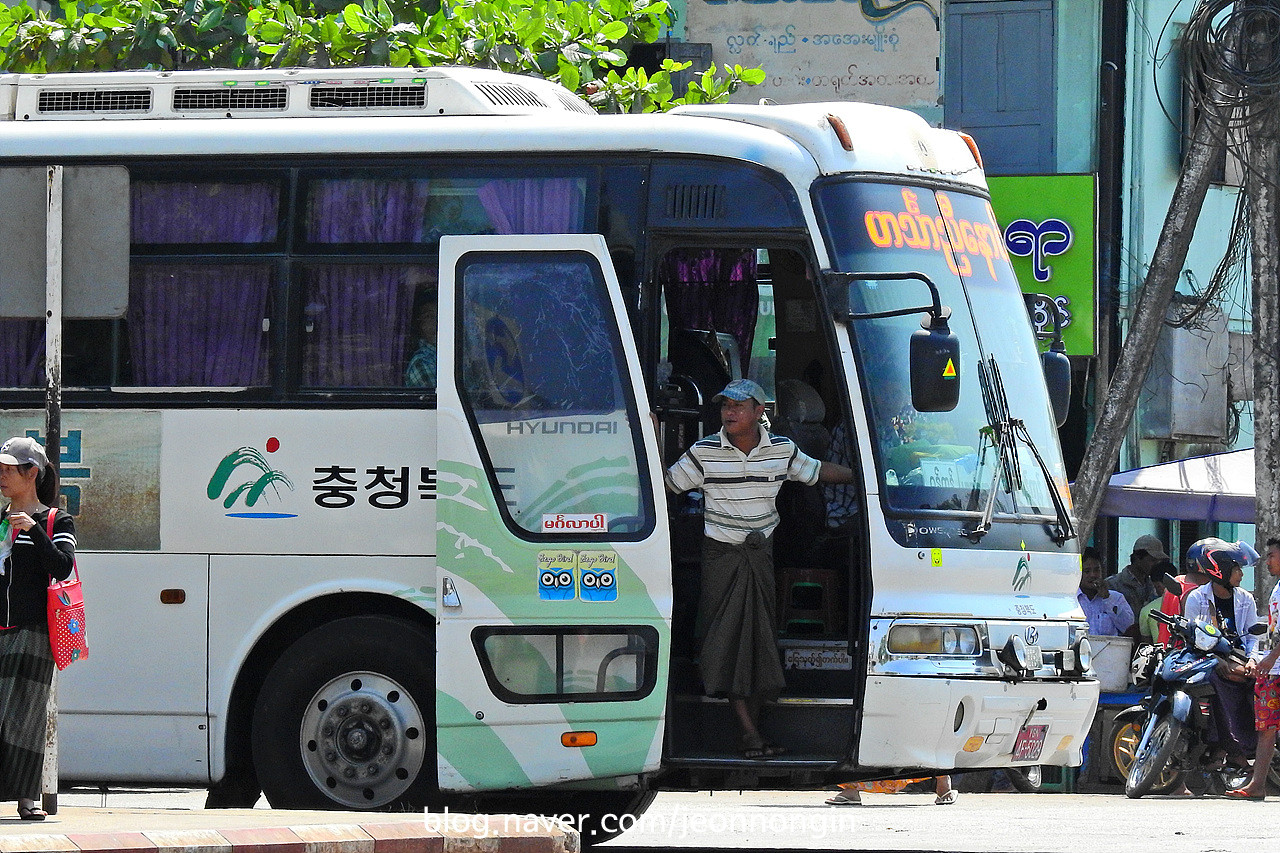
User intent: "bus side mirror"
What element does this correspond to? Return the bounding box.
[910,313,960,412]
[1042,344,1071,427]
[1024,293,1071,427]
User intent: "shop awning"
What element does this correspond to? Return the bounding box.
[1096,448,1255,523]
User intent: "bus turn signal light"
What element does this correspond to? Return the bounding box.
[562,731,597,748]
[957,131,983,169]
[826,114,853,151]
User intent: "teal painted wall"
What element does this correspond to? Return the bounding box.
[1056,0,1101,173]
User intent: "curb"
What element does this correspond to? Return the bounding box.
[0,818,578,853]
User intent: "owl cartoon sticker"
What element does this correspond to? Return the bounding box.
[578,550,618,602]
[537,550,577,600]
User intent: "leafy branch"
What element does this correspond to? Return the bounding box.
[0,0,765,112]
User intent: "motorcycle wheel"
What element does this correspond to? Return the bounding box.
[1111,720,1182,795]
[1125,716,1184,799]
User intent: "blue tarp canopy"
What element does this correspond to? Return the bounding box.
[1097,448,1255,523]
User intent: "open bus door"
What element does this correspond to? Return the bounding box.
[434,235,670,815]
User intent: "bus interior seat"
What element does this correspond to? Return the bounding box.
[667,327,742,437]
[771,378,830,459]
[772,379,831,572]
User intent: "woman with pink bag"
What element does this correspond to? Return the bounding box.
[0,436,74,821]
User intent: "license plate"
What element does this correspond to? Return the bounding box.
[1012,724,1048,761]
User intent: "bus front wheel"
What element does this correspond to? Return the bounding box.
[252,615,436,810]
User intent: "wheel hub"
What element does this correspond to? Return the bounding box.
[300,672,425,808]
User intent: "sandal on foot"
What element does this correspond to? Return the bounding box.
[825,791,862,805]
[18,805,46,821]
[742,740,786,759]
[934,789,959,805]
[1225,788,1266,801]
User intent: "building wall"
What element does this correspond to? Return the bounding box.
[1117,0,1252,561]
[686,0,943,119]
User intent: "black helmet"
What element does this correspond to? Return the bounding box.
[1192,537,1259,586]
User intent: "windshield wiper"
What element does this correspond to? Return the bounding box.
[964,355,1076,545]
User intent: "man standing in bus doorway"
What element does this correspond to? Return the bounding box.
[665,379,854,758]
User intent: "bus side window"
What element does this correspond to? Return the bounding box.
[403,286,438,389]
[0,319,45,388]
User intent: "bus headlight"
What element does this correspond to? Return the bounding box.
[997,634,1030,675]
[1073,636,1092,675]
[887,624,980,656]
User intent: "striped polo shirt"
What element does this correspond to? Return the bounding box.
[665,425,821,544]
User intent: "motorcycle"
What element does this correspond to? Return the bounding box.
[1118,608,1266,798]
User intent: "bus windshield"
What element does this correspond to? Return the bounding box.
[815,180,1069,527]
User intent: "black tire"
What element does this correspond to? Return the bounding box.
[465,789,657,846]
[252,615,435,810]
[1111,720,1182,795]
[1005,766,1044,793]
[486,788,660,840]
[1125,716,1184,799]
[576,790,658,845]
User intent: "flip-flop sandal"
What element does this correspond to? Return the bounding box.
[742,740,786,759]
[17,805,46,821]
[1223,783,1264,799]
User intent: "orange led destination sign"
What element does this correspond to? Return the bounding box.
[863,188,1010,281]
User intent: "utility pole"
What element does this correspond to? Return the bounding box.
[1246,1,1280,599]
[41,164,63,817]
[1072,109,1228,544]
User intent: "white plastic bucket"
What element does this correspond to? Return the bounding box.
[1087,634,1135,693]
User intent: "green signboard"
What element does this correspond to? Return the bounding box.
[988,174,1098,357]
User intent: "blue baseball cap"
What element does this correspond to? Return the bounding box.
[713,378,767,406]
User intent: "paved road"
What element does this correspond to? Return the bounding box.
[46,786,1273,853]
[601,789,1270,852]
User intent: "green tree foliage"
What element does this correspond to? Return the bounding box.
[0,0,765,112]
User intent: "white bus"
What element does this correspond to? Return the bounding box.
[0,66,1096,837]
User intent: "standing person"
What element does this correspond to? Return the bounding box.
[666,379,853,758]
[1183,538,1262,771]
[1111,534,1167,623]
[1153,544,1212,646]
[1137,560,1178,644]
[1077,546,1135,637]
[1228,537,1280,800]
[0,436,74,820]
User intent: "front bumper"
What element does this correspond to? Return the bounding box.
[857,674,1099,769]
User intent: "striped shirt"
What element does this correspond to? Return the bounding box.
[665,425,821,544]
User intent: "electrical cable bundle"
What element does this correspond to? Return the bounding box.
[1183,0,1280,139]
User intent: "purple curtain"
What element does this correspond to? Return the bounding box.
[131,182,279,243]
[128,265,270,386]
[0,320,44,387]
[303,266,416,387]
[477,178,585,234]
[660,249,758,376]
[306,178,432,243]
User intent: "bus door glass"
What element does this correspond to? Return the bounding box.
[434,235,669,793]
